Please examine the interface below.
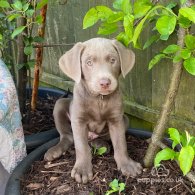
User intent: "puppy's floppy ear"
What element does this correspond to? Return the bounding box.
[59,42,84,83]
[112,40,135,78]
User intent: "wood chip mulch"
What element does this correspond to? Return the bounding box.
[22,94,57,135]
[21,135,195,195]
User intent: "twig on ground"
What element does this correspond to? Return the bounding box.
[41,170,64,174]
[180,180,193,194]
[44,161,69,169]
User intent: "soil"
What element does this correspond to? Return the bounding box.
[20,95,195,195]
[22,93,61,135]
[21,135,194,195]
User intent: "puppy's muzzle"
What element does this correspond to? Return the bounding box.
[99,78,111,90]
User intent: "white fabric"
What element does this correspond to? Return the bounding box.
[0,59,26,174]
[0,126,14,173]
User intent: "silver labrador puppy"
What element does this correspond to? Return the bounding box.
[44,38,142,183]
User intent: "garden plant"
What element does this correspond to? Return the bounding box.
[0,0,48,113]
[155,128,195,176]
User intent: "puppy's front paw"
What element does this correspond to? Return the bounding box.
[44,144,65,161]
[71,162,93,184]
[117,158,142,177]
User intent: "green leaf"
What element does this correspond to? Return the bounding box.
[11,26,26,39]
[163,44,180,54]
[134,0,152,19]
[132,17,145,47]
[98,22,118,35]
[105,190,117,195]
[24,45,33,55]
[83,6,113,29]
[113,0,123,10]
[179,8,195,23]
[180,132,187,147]
[117,32,131,47]
[166,2,177,10]
[107,12,124,23]
[178,145,194,175]
[185,35,195,50]
[36,15,43,24]
[123,14,134,39]
[173,55,182,63]
[113,0,133,14]
[96,6,113,20]
[174,152,180,160]
[148,54,165,70]
[180,49,191,59]
[168,128,181,149]
[132,6,159,47]
[0,34,2,40]
[26,9,34,17]
[0,1,10,8]
[12,1,23,11]
[97,147,107,155]
[189,137,195,147]
[154,148,176,167]
[109,179,119,191]
[156,15,176,36]
[33,36,44,43]
[7,13,21,22]
[27,59,35,68]
[119,183,125,193]
[184,57,195,76]
[192,5,195,11]
[23,36,33,45]
[143,34,159,50]
[178,15,192,28]
[180,0,187,4]
[23,3,29,12]
[36,0,48,9]
[83,8,98,29]
[122,0,132,14]
[160,34,169,41]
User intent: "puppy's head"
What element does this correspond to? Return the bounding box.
[59,38,135,96]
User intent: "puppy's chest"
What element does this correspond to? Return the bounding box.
[83,98,110,132]
[85,97,109,120]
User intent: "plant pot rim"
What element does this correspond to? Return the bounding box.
[5,138,59,195]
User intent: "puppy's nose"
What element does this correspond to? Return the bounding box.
[99,78,111,89]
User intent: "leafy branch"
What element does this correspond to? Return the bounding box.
[155,128,195,175]
[0,0,48,113]
[0,0,47,68]
[83,0,195,75]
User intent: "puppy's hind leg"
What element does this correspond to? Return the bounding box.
[44,98,73,161]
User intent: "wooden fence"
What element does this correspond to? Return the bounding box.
[32,0,195,134]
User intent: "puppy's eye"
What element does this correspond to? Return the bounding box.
[86,60,93,66]
[110,58,116,64]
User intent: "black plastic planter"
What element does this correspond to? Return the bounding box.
[5,138,59,195]
[5,128,172,195]
[25,87,72,151]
